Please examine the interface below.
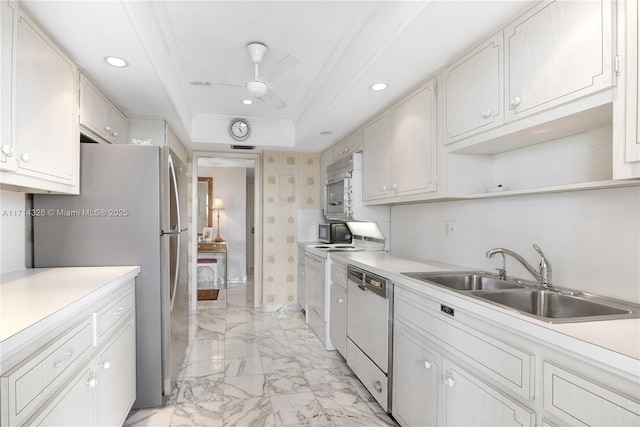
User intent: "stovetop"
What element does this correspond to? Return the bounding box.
[305,243,367,258]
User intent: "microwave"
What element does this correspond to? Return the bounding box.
[318,223,351,244]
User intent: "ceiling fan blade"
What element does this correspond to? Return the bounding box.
[256,89,287,109]
[263,55,299,88]
[190,81,244,89]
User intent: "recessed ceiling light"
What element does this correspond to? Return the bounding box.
[104,56,129,68]
[320,131,333,136]
[242,99,253,105]
[370,83,388,91]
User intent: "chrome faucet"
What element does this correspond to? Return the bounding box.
[486,244,552,288]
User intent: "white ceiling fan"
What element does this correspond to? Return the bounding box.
[191,42,299,109]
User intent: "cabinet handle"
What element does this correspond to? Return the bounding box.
[423,361,432,369]
[112,131,118,137]
[100,360,112,370]
[382,186,387,191]
[509,96,521,107]
[20,153,31,163]
[337,298,344,304]
[374,380,383,393]
[392,184,397,190]
[105,126,111,132]
[53,350,73,369]
[113,307,125,316]
[445,376,455,387]
[1,145,13,157]
[482,109,492,118]
[87,378,97,388]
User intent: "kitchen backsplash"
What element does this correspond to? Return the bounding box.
[262,151,321,306]
[390,186,640,304]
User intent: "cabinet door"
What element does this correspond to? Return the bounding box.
[442,359,535,427]
[80,74,110,140]
[362,111,392,201]
[0,0,16,171]
[14,12,77,183]
[333,130,362,161]
[442,32,503,144]
[97,320,136,427]
[108,105,128,144]
[391,80,437,197]
[32,367,96,426]
[505,0,614,121]
[329,284,346,357]
[392,327,438,427]
[626,0,640,164]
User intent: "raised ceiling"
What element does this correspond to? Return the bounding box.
[20,1,535,152]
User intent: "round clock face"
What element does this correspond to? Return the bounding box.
[229,119,250,141]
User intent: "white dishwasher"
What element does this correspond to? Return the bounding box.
[346,266,392,412]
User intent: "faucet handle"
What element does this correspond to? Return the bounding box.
[532,244,552,286]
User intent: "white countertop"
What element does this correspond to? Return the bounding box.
[331,251,640,377]
[0,266,140,345]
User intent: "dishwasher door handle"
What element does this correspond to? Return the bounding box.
[358,284,367,291]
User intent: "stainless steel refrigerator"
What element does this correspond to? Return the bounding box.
[33,143,189,409]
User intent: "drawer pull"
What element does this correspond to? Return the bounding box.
[374,380,383,393]
[53,350,73,369]
[113,307,125,316]
[445,376,456,387]
[423,361,432,369]
[100,360,112,370]
[87,378,97,388]
[337,298,344,304]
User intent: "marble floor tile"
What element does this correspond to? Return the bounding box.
[127,280,397,427]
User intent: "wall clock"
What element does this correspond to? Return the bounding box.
[229,118,251,141]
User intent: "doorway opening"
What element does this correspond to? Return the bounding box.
[191,151,262,309]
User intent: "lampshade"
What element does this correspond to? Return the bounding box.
[212,197,224,210]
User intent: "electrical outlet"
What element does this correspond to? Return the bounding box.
[444,220,457,237]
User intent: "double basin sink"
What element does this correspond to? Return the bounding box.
[402,271,640,323]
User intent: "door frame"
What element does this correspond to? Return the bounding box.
[191,151,262,308]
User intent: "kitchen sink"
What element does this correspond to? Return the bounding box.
[472,289,640,323]
[402,271,527,291]
[402,271,640,323]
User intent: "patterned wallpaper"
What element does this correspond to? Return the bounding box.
[262,151,321,306]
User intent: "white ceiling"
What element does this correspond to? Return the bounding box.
[21,0,535,153]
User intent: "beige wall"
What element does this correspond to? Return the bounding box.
[261,151,321,305]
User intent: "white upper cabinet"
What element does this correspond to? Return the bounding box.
[362,111,392,201]
[614,0,640,179]
[80,74,128,144]
[0,1,16,171]
[442,31,504,145]
[505,0,614,121]
[332,129,362,161]
[0,6,79,194]
[363,80,437,204]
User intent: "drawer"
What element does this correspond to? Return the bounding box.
[97,290,134,339]
[346,338,388,411]
[395,289,534,400]
[3,317,93,422]
[330,262,347,288]
[543,362,640,426]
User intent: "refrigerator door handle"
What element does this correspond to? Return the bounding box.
[170,235,180,311]
[168,154,181,232]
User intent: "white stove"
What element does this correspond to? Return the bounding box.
[304,243,364,259]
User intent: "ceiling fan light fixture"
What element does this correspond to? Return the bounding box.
[246,80,268,97]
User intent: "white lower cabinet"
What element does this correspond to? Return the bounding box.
[31,367,97,426]
[442,359,534,427]
[329,284,346,357]
[392,284,638,427]
[97,320,136,427]
[0,282,136,427]
[543,362,640,426]
[392,326,439,427]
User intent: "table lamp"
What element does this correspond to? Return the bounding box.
[212,197,225,242]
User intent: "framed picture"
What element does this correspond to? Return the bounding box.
[202,227,213,242]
